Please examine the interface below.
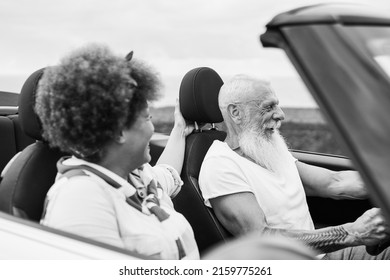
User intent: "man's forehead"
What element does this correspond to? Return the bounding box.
[244,86,278,103]
[261,91,278,103]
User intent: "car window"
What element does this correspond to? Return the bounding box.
[268,51,347,156]
[344,26,390,78]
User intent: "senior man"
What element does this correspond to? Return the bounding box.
[199,74,390,259]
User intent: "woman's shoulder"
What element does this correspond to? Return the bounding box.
[50,172,117,201]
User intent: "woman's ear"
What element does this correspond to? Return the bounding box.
[115,131,126,144]
[227,104,243,125]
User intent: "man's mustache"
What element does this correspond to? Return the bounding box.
[262,120,282,131]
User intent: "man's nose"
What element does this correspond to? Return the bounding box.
[273,106,285,121]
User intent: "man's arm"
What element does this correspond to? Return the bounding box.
[210,192,389,254]
[296,161,368,200]
[211,192,266,236]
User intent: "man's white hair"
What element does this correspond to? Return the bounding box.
[218,74,271,109]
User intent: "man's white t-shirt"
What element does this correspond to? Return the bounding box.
[41,157,199,260]
[199,140,314,231]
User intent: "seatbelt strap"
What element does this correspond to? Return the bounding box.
[56,157,144,212]
[57,158,122,189]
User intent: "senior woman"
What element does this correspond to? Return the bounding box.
[36,44,199,259]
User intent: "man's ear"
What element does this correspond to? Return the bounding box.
[115,131,126,144]
[227,104,243,125]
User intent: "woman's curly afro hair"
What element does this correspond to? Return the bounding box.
[35,44,161,162]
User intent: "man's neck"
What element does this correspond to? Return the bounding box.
[225,134,240,151]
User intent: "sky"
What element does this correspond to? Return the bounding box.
[1,0,390,107]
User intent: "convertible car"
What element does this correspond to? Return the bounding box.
[0,3,389,259]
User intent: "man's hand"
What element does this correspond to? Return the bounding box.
[346,208,390,247]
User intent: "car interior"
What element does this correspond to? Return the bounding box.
[0,65,374,256]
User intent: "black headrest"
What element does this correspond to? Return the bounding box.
[179,67,224,123]
[18,68,45,140]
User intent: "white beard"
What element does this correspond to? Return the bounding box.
[238,127,294,177]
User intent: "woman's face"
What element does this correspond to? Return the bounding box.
[122,106,154,167]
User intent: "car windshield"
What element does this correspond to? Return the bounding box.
[345,26,390,77]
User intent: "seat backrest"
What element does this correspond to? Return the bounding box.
[173,67,232,254]
[0,68,65,221]
[0,115,18,173]
[0,114,35,173]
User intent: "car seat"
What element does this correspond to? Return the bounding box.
[173,67,232,254]
[0,102,35,175]
[0,68,65,221]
